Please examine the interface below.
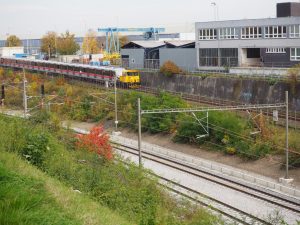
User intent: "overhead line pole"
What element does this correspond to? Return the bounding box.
[285,91,289,179]
[114,74,118,132]
[23,68,28,118]
[138,98,142,167]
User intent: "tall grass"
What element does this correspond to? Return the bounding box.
[0,162,80,225]
[0,115,223,225]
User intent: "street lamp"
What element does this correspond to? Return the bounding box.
[211,2,220,70]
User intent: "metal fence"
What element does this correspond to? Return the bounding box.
[199,57,238,67]
[144,59,160,69]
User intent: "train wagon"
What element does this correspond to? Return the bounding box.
[0,57,140,88]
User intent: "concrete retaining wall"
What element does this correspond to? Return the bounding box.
[141,72,300,111]
[230,67,288,76]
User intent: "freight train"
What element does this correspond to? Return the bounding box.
[0,57,140,88]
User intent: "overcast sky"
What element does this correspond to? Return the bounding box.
[1,0,299,39]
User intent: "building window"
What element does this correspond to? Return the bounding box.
[219,28,238,39]
[199,48,238,67]
[199,29,217,40]
[290,48,300,61]
[266,48,286,53]
[264,26,287,38]
[290,25,300,38]
[241,27,262,39]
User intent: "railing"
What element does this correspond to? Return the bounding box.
[199,57,238,68]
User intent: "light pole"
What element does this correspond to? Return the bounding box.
[211,2,220,70]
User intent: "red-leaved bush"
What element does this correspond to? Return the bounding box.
[76,125,113,160]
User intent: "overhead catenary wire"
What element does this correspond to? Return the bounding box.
[115,119,297,169]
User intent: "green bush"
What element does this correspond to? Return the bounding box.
[288,153,300,168]
[237,141,272,160]
[21,132,49,168]
[174,111,246,146]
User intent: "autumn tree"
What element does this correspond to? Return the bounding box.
[82,30,100,54]
[56,31,79,55]
[41,31,57,58]
[119,35,129,48]
[160,61,182,77]
[76,125,113,160]
[6,35,22,47]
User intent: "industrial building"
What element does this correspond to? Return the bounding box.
[121,2,300,71]
[0,33,188,57]
[121,40,196,70]
[0,47,24,58]
[196,2,300,68]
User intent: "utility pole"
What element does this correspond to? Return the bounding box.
[114,75,118,132]
[211,2,220,70]
[285,91,289,179]
[23,69,28,118]
[41,84,45,109]
[137,98,142,167]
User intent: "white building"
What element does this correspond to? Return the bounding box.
[0,47,24,57]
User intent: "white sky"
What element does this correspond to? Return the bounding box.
[0,0,299,39]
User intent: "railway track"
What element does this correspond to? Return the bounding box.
[113,142,300,224]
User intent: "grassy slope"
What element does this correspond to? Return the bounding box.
[0,150,132,225]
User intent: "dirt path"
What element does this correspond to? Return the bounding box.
[117,128,300,188]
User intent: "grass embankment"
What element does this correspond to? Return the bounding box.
[0,151,131,225]
[1,67,299,167]
[0,115,222,225]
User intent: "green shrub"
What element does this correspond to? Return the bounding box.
[237,141,272,160]
[287,63,300,95]
[0,116,27,153]
[21,132,49,168]
[267,78,277,86]
[288,153,300,168]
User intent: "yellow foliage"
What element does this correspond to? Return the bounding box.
[221,135,230,144]
[226,147,236,155]
[56,78,65,86]
[255,114,272,140]
[0,67,4,79]
[29,81,39,93]
[13,77,20,83]
[66,86,73,97]
[82,30,100,54]
[160,61,181,77]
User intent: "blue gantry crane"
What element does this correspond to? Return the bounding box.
[98,27,166,53]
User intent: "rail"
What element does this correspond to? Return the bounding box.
[113,143,300,224]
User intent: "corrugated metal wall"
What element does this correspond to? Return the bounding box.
[159,48,198,71]
[120,49,145,69]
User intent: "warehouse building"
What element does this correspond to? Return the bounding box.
[196,2,300,69]
[120,40,197,70]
